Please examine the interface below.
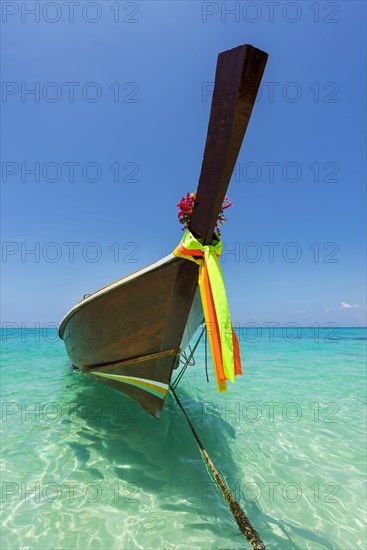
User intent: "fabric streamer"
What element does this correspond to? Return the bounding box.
[173,229,242,392]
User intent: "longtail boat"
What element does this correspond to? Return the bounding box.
[59,44,268,419]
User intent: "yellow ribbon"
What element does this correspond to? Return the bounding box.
[173,230,242,391]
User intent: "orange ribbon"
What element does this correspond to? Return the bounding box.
[174,231,242,392]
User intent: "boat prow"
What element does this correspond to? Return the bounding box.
[59,44,268,417]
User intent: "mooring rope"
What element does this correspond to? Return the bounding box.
[204,328,209,383]
[171,325,206,390]
[170,386,267,550]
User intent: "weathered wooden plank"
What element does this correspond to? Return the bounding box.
[189,44,268,243]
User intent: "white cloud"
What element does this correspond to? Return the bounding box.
[341,302,360,309]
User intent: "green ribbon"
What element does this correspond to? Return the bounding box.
[174,230,235,383]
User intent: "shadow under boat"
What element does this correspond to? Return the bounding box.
[63,370,262,535]
[62,368,331,549]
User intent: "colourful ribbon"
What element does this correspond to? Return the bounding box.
[173,229,242,392]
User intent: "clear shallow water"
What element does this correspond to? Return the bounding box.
[1,327,366,549]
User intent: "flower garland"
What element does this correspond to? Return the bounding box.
[177,192,232,236]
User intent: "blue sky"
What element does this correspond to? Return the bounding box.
[1,0,366,328]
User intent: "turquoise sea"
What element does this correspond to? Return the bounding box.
[1,327,366,550]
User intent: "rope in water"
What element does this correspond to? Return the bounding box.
[170,386,267,550]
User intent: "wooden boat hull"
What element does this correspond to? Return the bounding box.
[59,255,203,417]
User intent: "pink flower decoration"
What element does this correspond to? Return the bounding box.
[177,192,232,236]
